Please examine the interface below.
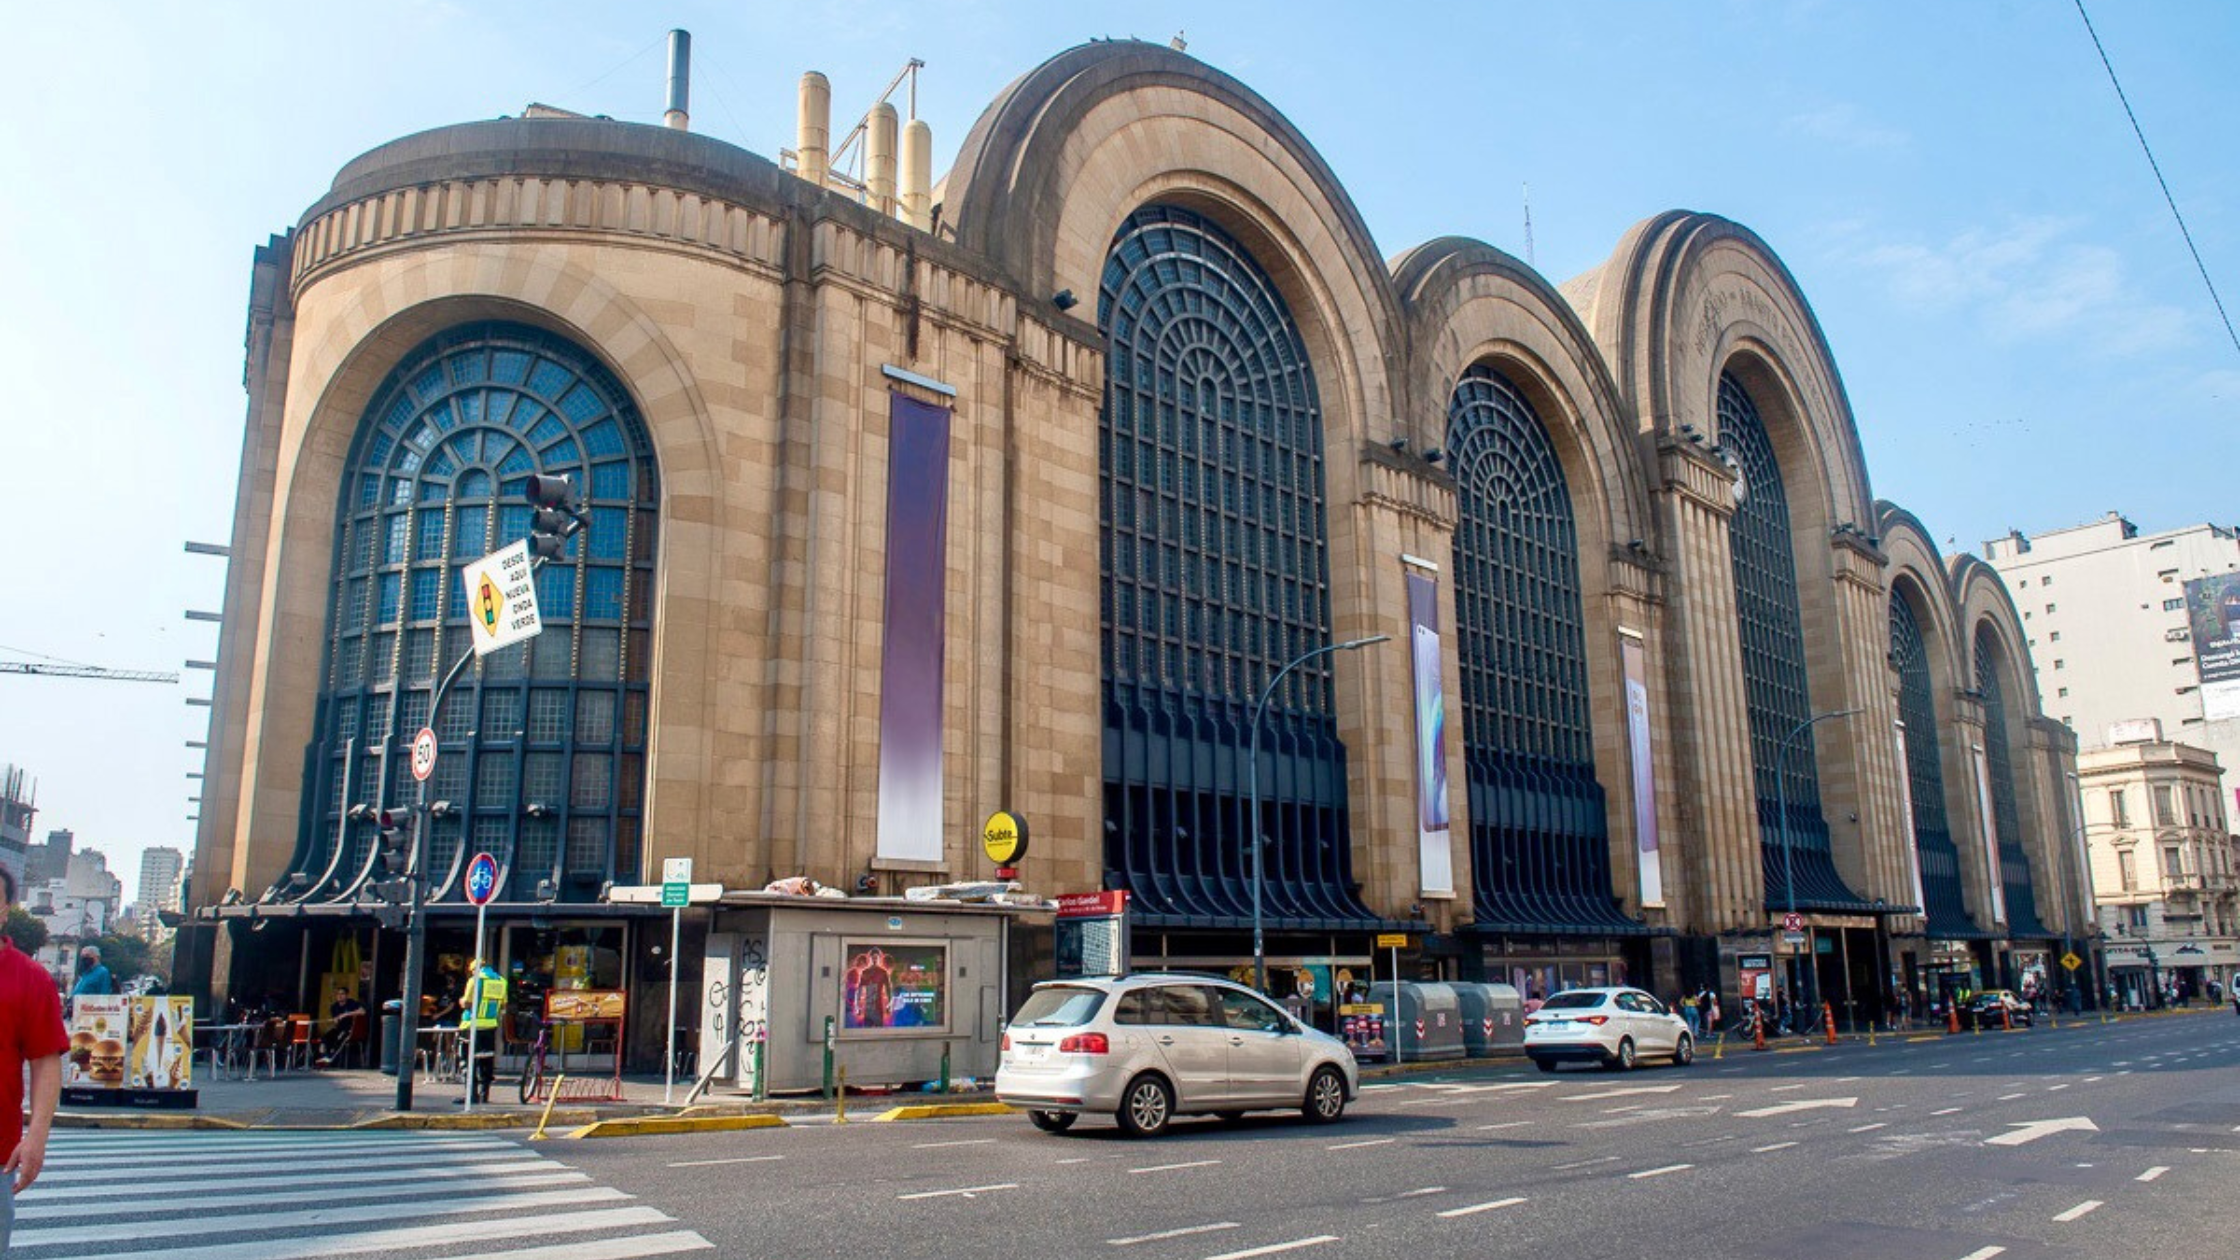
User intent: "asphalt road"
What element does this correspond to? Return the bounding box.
[31,1009,2239,1260]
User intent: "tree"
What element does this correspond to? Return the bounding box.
[85,932,153,984]
[3,907,46,955]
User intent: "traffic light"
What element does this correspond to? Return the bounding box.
[525,473,585,561]
[375,809,413,879]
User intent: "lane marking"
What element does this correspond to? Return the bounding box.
[669,1155,784,1168]
[898,1183,1020,1200]
[1055,1158,1094,1166]
[1131,1160,1221,1175]
[1848,1123,1887,1133]
[1933,1107,1965,1116]
[1436,1196,1527,1219]
[53,1207,678,1260]
[1205,1236,1339,1259]
[1108,1222,1240,1247]
[913,1139,998,1149]
[2136,1166,2168,1182]
[2047,1084,2071,1092]
[1552,1155,1617,1171]
[2052,1200,2103,1222]
[1628,1163,1693,1179]
[23,1187,634,1248]
[18,1171,592,1221]
[28,1159,566,1201]
[1769,1084,1807,1093]
[1326,1138,1395,1151]
[1956,1248,2007,1260]
[1475,1120,1531,1131]
[1701,1094,1733,1101]
[1396,1187,1447,1198]
[1997,1093,2026,1101]
[445,1232,714,1260]
[1750,1142,1797,1153]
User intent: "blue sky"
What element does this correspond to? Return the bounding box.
[1,1,2232,899]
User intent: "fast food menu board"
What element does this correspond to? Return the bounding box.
[68,996,193,1091]
[66,996,130,1087]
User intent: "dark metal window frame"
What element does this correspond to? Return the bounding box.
[1096,203,1389,930]
[285,322,658,907]
[1720,373,1873,911]
[1890,589,1982,936]
[1446,366,1641,934]
[1974,625,2049,936]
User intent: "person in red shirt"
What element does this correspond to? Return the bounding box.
[2,864,70,1250]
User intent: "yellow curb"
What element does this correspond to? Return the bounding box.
[1904,1034,1942,1043]
[353,1111,548,1131]
[872,1102,1018,1122]
[565,1114,790,1140]
[57,1113,250,1131]
[1772,1045,1822,1054]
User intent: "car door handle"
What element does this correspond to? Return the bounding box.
[1157,1035,1176,1045]
[1229,1036,1245,1045]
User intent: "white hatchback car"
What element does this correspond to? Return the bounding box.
[996,973,1359,1137]
[1523,986,1695,1072]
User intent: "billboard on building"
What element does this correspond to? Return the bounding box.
[2185,573,2240,722]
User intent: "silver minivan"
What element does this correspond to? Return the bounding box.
[995,973,1359,1137]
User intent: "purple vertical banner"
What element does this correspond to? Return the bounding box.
[1407,573,1453,895]
[876,391,951,863]
[1893,720,1927,914]
[1620,633,1664,907]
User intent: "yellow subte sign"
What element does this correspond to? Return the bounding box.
[982,810,1030,866]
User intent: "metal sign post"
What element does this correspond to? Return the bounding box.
[461,852,498,1113]
[1377,933,1408,1064]
[662,857,692,1104]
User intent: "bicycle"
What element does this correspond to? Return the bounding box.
[517,1015,552,1105]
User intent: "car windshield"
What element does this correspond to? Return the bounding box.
[1012,986,1107,1027]
[1540,992,1609,1010]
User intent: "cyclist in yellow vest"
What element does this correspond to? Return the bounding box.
[459,961,506,1104]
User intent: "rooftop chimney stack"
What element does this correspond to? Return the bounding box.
[797,72,831,188]
[865,102,899,216]
[663,29,691,130]
[899,118,932,230]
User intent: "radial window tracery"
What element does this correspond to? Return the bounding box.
[1890,591,1978,935]
[1975,625,2049,935]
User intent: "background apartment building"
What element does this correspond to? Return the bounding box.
[1985,513,2240,804]
[2074,739,2237,1005]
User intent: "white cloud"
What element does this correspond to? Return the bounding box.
[1782,102,1909,151]
[1845,216,2194,356]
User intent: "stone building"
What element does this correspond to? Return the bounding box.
[2075,738,2237,1005]
[181,41,2089,1035]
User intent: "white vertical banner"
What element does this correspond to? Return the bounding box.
[1407,572,1454,896]
[1620,633,1663,908]
[1893,720,1926,915]
[1972,744,2008,924]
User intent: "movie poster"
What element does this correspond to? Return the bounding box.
[840,941,947,1033]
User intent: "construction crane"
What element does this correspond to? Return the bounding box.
[0,660,178,684]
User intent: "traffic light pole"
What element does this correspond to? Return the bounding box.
[394,645,479,1113]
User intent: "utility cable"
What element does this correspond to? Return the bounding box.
[552,30,671,116]
[2072,0,2239,359]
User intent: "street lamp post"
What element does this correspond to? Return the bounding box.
[1247,634,1389,993]
[1773,706,1864,1018]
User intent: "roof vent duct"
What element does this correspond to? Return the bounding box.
[663,29,691,130]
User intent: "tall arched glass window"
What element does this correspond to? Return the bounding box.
[1974,625,2048,935]
[1097,203,1382,928]
[286,322,659,906]
[1447,366,1635,932]
[1890,590,1976,935]
[1721,373,1870,910]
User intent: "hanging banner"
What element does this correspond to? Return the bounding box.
[876,391,952,863]
[1972,744,2008,923]
[1407,573,1453,896]
[1620,633,1664,908]
[1893,720,1926,914]
[2184,573,2240,721]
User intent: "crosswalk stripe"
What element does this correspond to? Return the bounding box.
[46,1136,516,1165]
[442,1230,716,1260]
[14,1186,632,1248]
[47,1205,675,1260]
[38,1146,530,1184]
[16,1170,591,1220]
[28,1158,564,1200]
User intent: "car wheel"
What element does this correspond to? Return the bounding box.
[1611,1037,1637,1071]
[1672,1033,1694,1067]
[1303,1065,1347,1124]
[1027,1110,1077,1133]
[1534,1057,1558,1074]
[1116,1074,1174,1138]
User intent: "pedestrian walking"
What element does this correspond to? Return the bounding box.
[1680,992,1701,1039]
[1703,989,1721,1037]
[2,866,70,1251]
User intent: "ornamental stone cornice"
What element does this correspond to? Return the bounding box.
[1653,434,1741,518]
[1356,441,1458,530]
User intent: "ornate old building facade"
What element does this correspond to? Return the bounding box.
[183,41,2091,1025]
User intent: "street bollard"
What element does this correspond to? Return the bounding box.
[1867,1022,1877,1048]
[940,1042,952,1093]
[835,1065,848,1124]
[1822,1003,1836,1047]
[1752,1009,1768,1052]
[1713,1032,1725,1061]
[754,1032,769,1104]
[822,1016,836,1100]
[528,1074,567,1141]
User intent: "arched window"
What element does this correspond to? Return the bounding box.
[1447,367,1636,932]
[1890,590,1977,935]
[1097,203,1384,928]
[1974,625,2048,934]
[1721,373,1871,910]
[288,322,658,906]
